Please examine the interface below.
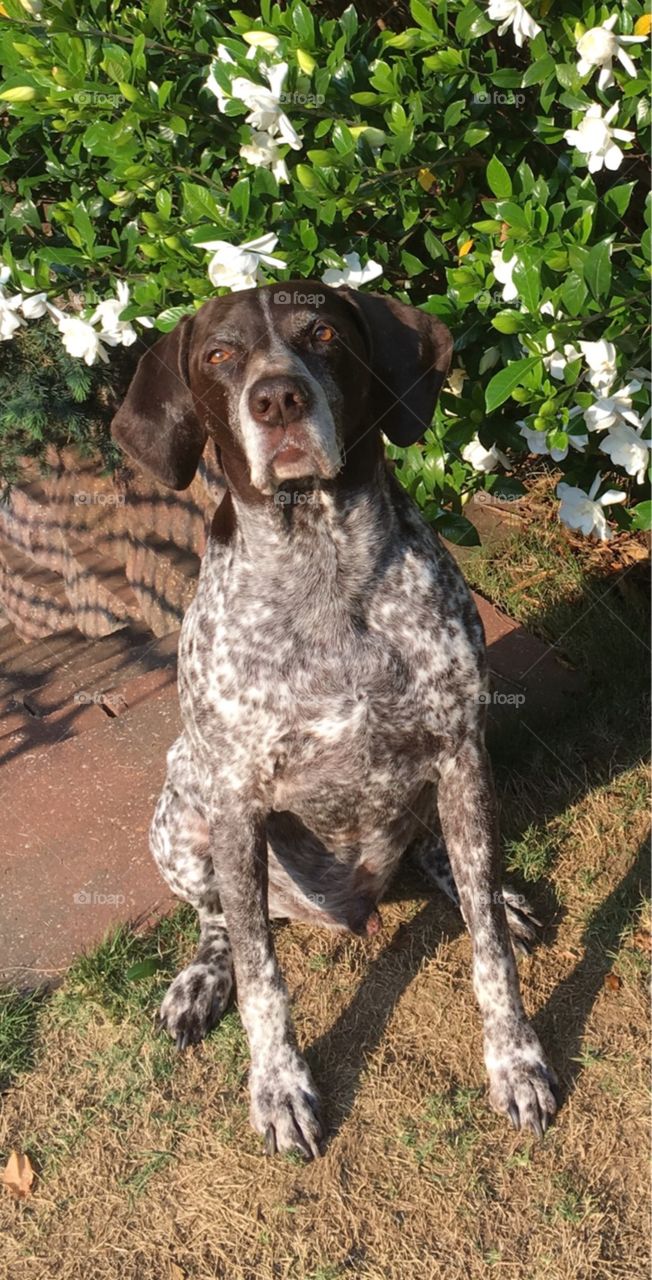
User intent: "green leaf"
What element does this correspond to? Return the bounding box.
[513,251,541,311]
[182,182,222,224]
[101,44,132,85]
[522,55,555,87]
[485,357,541,413]
[410,0,438,31]
[332,122,354,154]
[401,250,426,276]
[584,240,612,301]
[292,1,316,46]
[486,156,512,199]
[603,182,636,219]
[443,99,465,131]
[491,311,525,334]
[631,501,652,532]
[486,475,526,500]
[229,177,250,223]
[435,513,481,546]
[156,305,194,331]
[149,0,168,35]
[296,163,318,190]
[495,200,529,230]
[560,270,587,316]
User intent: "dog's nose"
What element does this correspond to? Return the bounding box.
[248,376,310,429]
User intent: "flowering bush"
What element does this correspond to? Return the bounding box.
[0,0,649,541]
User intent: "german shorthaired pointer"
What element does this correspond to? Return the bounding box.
[112,281,558,1158]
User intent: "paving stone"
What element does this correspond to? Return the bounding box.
[0,683,179,988]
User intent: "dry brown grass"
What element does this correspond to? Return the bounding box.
[0,764,649,1280]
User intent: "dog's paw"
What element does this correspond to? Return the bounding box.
[487,1033,559,1138]
[156,961,232,1050]
[250,1049,324,1160]
[501,886,542,957]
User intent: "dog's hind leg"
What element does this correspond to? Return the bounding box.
[409,823,541,957]
[150,737,233,1048]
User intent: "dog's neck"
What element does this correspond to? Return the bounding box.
[209,435,399,623]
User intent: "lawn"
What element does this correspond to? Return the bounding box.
[0,481,649,1280]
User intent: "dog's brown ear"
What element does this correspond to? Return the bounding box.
[111,315,207,489]
[343,290,453,447]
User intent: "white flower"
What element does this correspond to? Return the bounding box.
[205,45,236,112]
[321,252,383,289]
[49,308,110,365]
[197,233,286,291]
[230,63,303,149]
[583,381,643,433]
[542,332,582,381]
[93,281,154,338]
[487,0,541,47]
[90,281,139,347]
[0,266,11,286]
[20,292,48,319]
[564,103,635,174]
[490,250,518,302]
[578,339,618,393]
[599,422,652,484]
[0,288,24,341]
[519,421,588,462]
[576,15,646,90]
[239,130,289,183]
[557,475,626,541]
[462,436,510,472]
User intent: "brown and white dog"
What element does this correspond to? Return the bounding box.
[111,282,558,1159]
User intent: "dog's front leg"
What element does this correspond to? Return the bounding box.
[437,741,558,1137]
[210,804,324,1158]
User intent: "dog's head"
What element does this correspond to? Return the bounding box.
[111,281,452,497]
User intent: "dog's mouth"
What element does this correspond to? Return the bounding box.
[269,432,341,484]
[273,442,311,471]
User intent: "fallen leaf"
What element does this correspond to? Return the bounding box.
[1,1151,34,1200]
[417,167,435,192]
[459,238,474,258]
[634,13,652,36]
[604,973,622,992]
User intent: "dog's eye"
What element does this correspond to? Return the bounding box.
[207,348,232,365]
[313,324,335,344]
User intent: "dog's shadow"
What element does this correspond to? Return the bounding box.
[533,834,650,1093]
[307,871,463,1136]
[308,835,649,1139]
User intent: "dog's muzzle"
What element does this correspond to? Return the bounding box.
[243,372,341,490]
